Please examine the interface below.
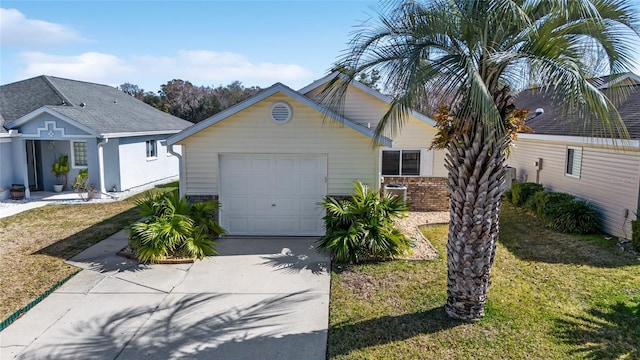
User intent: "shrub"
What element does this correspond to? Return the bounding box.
[129,190,225,263]
[316,181,411,263]
[632,219,640,251]
[503,189,513,203]
[532,191,575,220]
[511,182,544,207]
[546,200,601,234]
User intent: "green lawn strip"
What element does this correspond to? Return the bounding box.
[327,202,640,359]
[0,183,178,321]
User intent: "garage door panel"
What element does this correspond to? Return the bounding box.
[275,175,297,194]
[225,197,249,214]
[300,218,324,234]
[220,154,327,236]
[226,217,249,234]
[223,176,250,194]
[250,175,276,194]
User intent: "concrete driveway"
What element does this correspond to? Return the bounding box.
[1,231,330,360]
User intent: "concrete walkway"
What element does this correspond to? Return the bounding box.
[1,231,330,359]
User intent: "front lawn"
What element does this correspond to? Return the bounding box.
[0,183,177,321]
[328,202,640,359]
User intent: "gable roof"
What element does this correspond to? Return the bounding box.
[299,71,437,127]
[167,82,392,147]
[1,75,192,137]
[516,74,640,140]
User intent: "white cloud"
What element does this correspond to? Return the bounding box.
[16,50,315,89]
[0,8,87,46]
[18,52,134,85]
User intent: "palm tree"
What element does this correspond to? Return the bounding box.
[322,0,639,322]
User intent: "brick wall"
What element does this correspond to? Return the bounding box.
[381,177,449,212]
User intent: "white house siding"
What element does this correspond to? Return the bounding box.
[117,135,180,191]
[0,139,16,195]
[508,138,640,239]
[178,93,380,197]
[102,138,121,191]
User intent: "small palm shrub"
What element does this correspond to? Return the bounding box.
[632,218,640,251]
[532,191,575,220]
[129,190,225,263]
[510,182,544,207]
[546,200,601,234]
[316,181,411,264]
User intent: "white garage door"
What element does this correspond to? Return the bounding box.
[219,154,327,236]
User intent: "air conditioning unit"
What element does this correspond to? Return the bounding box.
[384,184,407,201]
[505,166,517,190]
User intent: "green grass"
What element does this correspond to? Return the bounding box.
[0,182,178,320]
[328,202,640,359]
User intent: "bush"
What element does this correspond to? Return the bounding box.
[503,189,513,203]
[511,182,544,207]
[129,190,225,263]
[532,191,575,220]
[316,181,412,263]
[546,200,601,234]
[632,220,640,251]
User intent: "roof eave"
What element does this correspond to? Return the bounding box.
[5,106,101,137]
[517,133,640,148]
[167,82,392,147]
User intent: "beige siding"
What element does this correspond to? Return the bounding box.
[305,84,389,128]
[389,117,448,177]
[307,83,447,177]
[179,93,379,196]
[508,138,640,239]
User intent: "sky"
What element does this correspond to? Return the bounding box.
[0,0,381,92]
[2,0,640,93]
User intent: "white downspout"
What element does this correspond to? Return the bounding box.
[97,138,109,196]
[167,143,184,198]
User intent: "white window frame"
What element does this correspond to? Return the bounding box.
[381,149,426,177]
[70,141,88,169]
[146,140,157,160]
[565,146,582,179]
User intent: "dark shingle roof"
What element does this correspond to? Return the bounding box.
[516,75,640,140]
[0,76,192,135]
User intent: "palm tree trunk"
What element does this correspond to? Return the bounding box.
[444,125,507,322]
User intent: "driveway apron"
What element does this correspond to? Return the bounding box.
[1,231,330,360]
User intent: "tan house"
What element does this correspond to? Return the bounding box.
[166,72,448,236]
[508,73,640,239]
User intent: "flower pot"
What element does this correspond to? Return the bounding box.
[53,184,64,193]
[10,184,25,200]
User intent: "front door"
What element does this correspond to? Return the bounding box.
[26,140,43,191]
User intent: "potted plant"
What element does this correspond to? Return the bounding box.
[52,155,69,192]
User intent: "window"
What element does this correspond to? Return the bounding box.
[382,150,421,176]
[146,140,157,158]
[71,141,87,168]
[565,146,582,178]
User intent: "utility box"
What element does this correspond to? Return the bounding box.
[505,167,517,190]
[384,184,407,201]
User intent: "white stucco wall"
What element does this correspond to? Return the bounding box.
[118,135,180,191]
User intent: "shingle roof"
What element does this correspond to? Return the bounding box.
[0,76,192,136]
[516,74,640,140]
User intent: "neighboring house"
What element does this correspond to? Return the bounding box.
[166,72,448,236]
[508,73,640,239]
[0,75,193,199]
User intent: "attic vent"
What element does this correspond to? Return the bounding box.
[270,102,292,124]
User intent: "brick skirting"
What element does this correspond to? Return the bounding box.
[382,177,449,212]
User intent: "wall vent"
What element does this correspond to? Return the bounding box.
[270,102,292,124]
